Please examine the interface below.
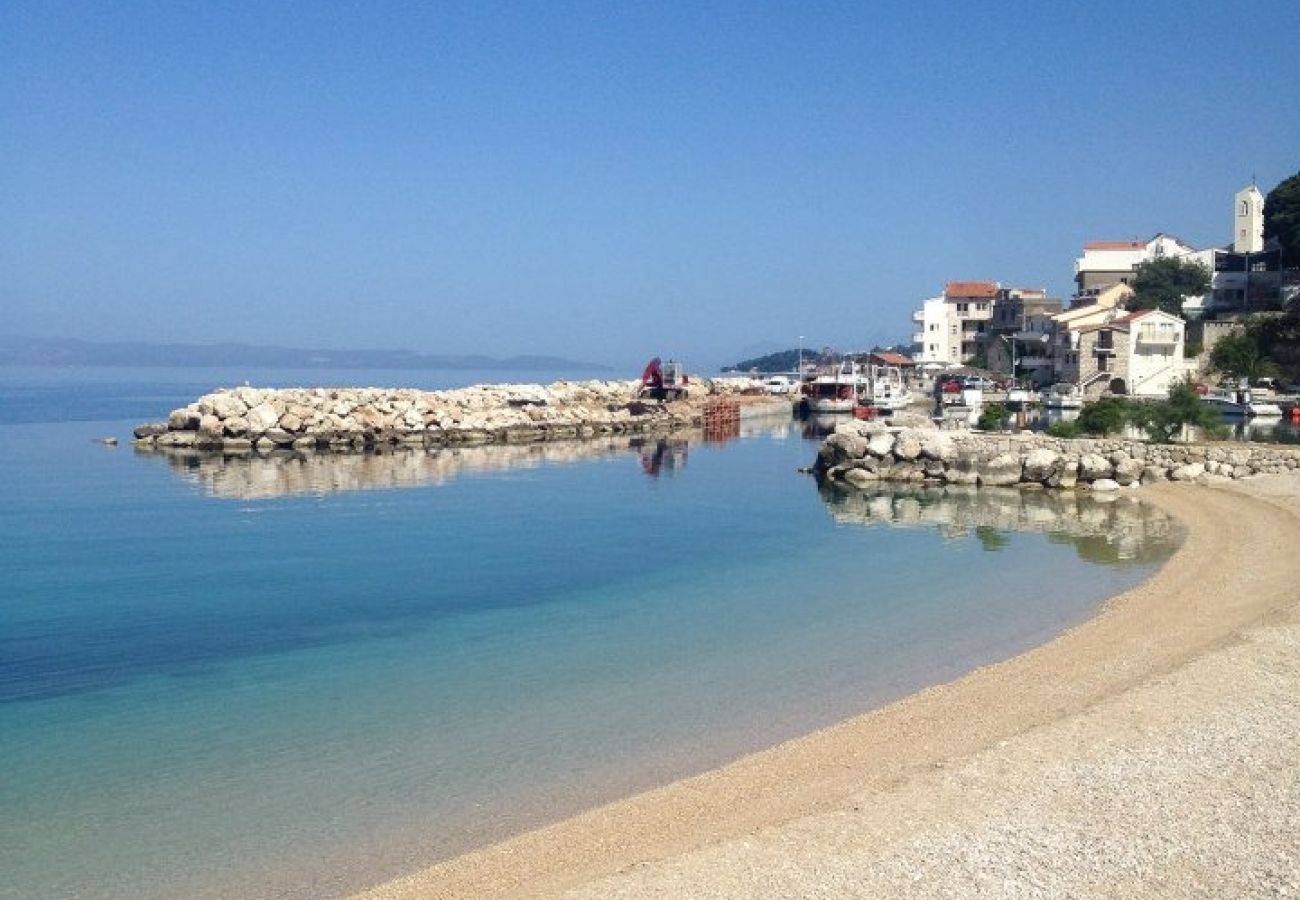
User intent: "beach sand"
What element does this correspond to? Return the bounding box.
[353,475,1300,899]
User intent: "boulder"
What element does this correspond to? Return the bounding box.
[893,430,923,460]
[246,402,281,433]
[167,407,200,430]
[977,452,1023,487]
[133,422,168,439]
[210,393,248,420]
[920,433,956,462]
[223,416,250,437]
[1090,478,1120,492]
[1113,457,1144,486]
[199,414,223,435]
[263,428,296,446]
[1170,462,1205,481]
[1141,465,1169,483]
[1022,447,1060,483]
[867,432,896,457]
[1078,453,1113,481]
[843,468,879,487]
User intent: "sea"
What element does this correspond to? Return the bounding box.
[0,367,1179,899]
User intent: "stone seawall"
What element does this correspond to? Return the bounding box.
[815,419,1300,491]
[133,380,784,454]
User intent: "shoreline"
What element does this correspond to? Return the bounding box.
[352,475,1300,899]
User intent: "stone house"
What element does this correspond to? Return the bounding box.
[1058,309,1186,398]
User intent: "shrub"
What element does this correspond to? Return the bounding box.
[977,402,1010,431]
[1130,380,1226,443]
[1076,397,1133,436]
[1046,419,1082,438]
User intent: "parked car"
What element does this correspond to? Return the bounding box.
[763,375,799,395]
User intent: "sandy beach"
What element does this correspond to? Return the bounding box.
[354,475,1300,899]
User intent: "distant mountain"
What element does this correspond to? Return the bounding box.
[0,335,612,372]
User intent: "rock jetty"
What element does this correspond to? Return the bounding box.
[133,380,776,454]
[815,419,1300,490]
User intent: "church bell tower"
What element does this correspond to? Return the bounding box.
[1233,182,1264,253]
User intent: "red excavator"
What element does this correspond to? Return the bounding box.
[638,357,689,401]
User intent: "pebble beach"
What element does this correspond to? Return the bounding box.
[354,474,1300,899]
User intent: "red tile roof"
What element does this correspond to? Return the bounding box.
[1084,240,1146,251]
[870,351,914,367]
[944,281,1000,298]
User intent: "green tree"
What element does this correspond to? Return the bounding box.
[1127,257,1211,317]
[1264,170,1300,269]
[1129,381,1224,444]
[1209,331,1277,381]
[1076,396,1133,435]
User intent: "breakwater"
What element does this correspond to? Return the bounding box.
[132,380,783,453]
[815,419,1300,490]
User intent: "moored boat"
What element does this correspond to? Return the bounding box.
[802,361,867,413]
[1042,382,1083,410]
[1200,385,1283,418]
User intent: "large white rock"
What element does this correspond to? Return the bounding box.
[1090,478,1121,492]
[920,433,956,462]
[210,393,249,420]
[892,430,923,460]
[867,432,896,457]
[1078,453,1113,481]
[1170,462,1206,481]
[977,453,1023,486]
[1022,447,1060,482]
[245,402,281,433]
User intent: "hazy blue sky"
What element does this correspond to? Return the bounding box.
[3,1,1298,369]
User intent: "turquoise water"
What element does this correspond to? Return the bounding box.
[0,370,1178,899]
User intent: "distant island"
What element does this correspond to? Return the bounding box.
[722,349,804,373]
[0,335,613,373]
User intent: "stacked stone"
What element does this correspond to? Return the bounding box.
[815,420,1300,491]
[133,380,753,454]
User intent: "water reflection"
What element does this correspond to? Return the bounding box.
[136,436,671,499]
[818,482,1179,566]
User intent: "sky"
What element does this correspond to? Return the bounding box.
[3,1,1298,371]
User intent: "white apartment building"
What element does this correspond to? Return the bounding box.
[910,281,1000,366]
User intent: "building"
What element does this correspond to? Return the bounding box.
[985,287,1063,384]
[909,281,1002,367]
[1054,307,1186,399]
[912,294,958,366]
[1072,233,1199,300]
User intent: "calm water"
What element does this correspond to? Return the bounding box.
[0,369,1178,899]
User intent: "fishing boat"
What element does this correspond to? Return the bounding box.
[1042,383,1084,410]
[1200,385,1283,418]
[801,361,867,414]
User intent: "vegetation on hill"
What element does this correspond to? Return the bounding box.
[723,349,805,372]
[1127,257,1210,317]
[1264,169,1300,269]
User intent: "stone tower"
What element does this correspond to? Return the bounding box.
[1233,182,1264,253]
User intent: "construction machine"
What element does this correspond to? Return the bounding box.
[638,357,689,400]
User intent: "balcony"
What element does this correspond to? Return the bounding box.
[1017,356,1052,368]
[1136,328,1178,346]
[1093,345,1116,357]
[912,332,924,345]
[912,310,925,323]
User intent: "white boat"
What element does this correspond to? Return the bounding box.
[801,361,867,413]
[1042,383,1083,410]
[1201,386,1283,418]
[860,365,912,413]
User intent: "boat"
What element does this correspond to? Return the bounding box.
[1042,383,1083,410]
[1200,385,1284,418]
[859,364,912,414]
[801,361,867,413]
